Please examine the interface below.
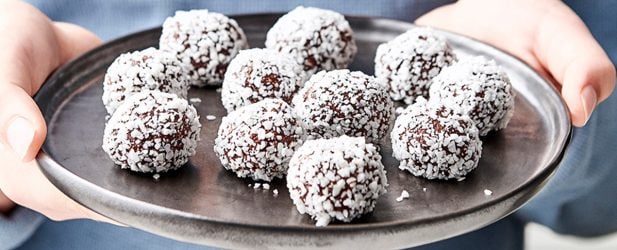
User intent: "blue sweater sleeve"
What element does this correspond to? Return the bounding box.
[0,207,44,249]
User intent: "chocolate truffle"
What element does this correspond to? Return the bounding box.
[102,47,189,114]
[221,48,306,112]
[214,99,305,181]
[287,136,388,226]
[102,91,201,173]
[292,70,394,144]
[160,9,248,87]
[265,6,357,77]
[391,99,482,180]
[429,56,515,135]
[375,27,455,104]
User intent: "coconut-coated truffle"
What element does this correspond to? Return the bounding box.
[375,27,455,104]
[102,47,190,114]
[429,56,515,136]
[160,9,248,87]
[221,48,306,112]
[287,136,387,226]
[102,91,201,173]
[292,70,394,144]
[265,6,357,77]
[214,99,306,181]
[391,99,482,180]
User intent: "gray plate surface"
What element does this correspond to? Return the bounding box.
[35,14,570,249]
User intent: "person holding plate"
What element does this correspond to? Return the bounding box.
[1,0,615,249]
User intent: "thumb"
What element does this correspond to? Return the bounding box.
[533,5,616,126]
[0,84,47,162]
[0,20,100,161]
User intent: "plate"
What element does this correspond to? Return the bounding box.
[35,14,570,249]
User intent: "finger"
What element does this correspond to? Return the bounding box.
[0,1,55,161]
[0,147,122,225]
[0,1,120,226]
[534,5,616,126]
[54,22,102,63]
[0,84,46,161]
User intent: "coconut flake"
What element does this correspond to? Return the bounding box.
[102,91,201,173]
[390,101,482,180]
[374,27,455,104]
[221,48,306,112]
[102,47,190,114]
[396,190,410,202]
[214,99,306,181]
[287,136,388,226]
[429,56,515,135]
[159,9,248,87]
[292,70,394,144]
[265,6,357,77]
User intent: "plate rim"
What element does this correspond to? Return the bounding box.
[34,13,572,234]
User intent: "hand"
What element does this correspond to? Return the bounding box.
[417,0,616,127]
[0,0,116,223]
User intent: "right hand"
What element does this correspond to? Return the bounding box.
[416,0,616,127]
[0,0,117,223]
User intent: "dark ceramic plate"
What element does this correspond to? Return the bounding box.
[35,14,570,249]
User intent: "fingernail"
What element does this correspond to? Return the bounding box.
[581,86,597,125]
[6,117,35,160]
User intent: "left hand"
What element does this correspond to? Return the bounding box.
[417,0,616,127]
[0,1,118,224]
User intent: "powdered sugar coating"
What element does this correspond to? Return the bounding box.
[287,136,388,226]
[391,100,482,180]
[102,91,201,173]
[102,47,189,114]
[214,99,306,181]
[265,6,357,77]
[429,56,515,136]
[375,27,455,104]
[221,48,306,112]
[160,9,248,87]
[292,70,394,144]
